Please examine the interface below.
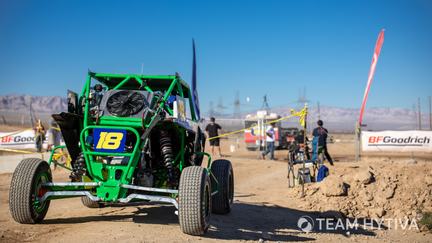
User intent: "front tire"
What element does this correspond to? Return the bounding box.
[210,159,234,214]
[9,158,52,224]
[178,166,211,235]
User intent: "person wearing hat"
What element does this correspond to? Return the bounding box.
[312,120,334,165]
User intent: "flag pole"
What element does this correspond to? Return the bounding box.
[355,121,361,161]
[356,29,385,162]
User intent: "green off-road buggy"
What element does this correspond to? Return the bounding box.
[9,71,234,235]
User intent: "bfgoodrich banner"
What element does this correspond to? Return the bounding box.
[0,129,47,150]
[362,130,432,152]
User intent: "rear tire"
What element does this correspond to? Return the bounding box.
[210,159,234,214]
[178,166,211,235]
[81,196,103,208]
[9,158,52,224]
[192,127,206,166]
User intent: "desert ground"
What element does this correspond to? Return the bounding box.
[0,133,431,242]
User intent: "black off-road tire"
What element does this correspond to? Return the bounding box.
[178,166,211,235]
[9,158,52,224]
[81,196,103,208]
[210,159,234,214]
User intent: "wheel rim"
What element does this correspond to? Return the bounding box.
[32,172,49,213]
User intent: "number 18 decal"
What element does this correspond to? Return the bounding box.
[93,128,127,152]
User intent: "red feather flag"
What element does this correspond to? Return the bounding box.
[358,29,385,125]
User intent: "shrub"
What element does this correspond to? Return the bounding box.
[419,212,432,231]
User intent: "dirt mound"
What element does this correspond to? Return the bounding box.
[354,170,374,185]
[297,159,432,220]
[320,175,347,197]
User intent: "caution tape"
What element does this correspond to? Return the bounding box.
[0,148,35,154]
[208,105,308,140]
[0,126,60,139]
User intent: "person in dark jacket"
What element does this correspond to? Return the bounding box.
[312,120,334,165]
[205,117,222,157]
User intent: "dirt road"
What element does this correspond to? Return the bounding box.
[0,137,431,242]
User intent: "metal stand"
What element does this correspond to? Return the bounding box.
[257,118,267,159]
[301,105,308,197]
[355,122,361,162]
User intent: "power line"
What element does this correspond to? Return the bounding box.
[233,91,241,118]
[208,101,215,118]
[412,104,417,130]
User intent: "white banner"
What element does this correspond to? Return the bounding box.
[0,129,48,150]
[361,130,432,152]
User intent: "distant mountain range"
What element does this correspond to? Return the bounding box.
[270,106,424,131]
[0,94,429,131]
[0,94,67,113]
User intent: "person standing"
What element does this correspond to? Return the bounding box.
[47,120,61,152]
[262,123,276,160]
[205,117,222,157]
[312,120,334,165]
[34,119,46,153]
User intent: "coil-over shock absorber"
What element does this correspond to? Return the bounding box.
[159,130,176,185]
[70,153,86,182]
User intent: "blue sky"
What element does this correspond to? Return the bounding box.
[0,0,431,114]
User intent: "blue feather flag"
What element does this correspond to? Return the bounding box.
[192,39,200,120]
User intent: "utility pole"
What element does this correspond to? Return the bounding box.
[418,97,422,130]
[217,97,227,115]
[317,101,321,120]
[261,95,270,112]
[28,95,35,128]
[412,104,417,129]
[429,96,431,130]
[233,91,241,119]
[208,101,215,118]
